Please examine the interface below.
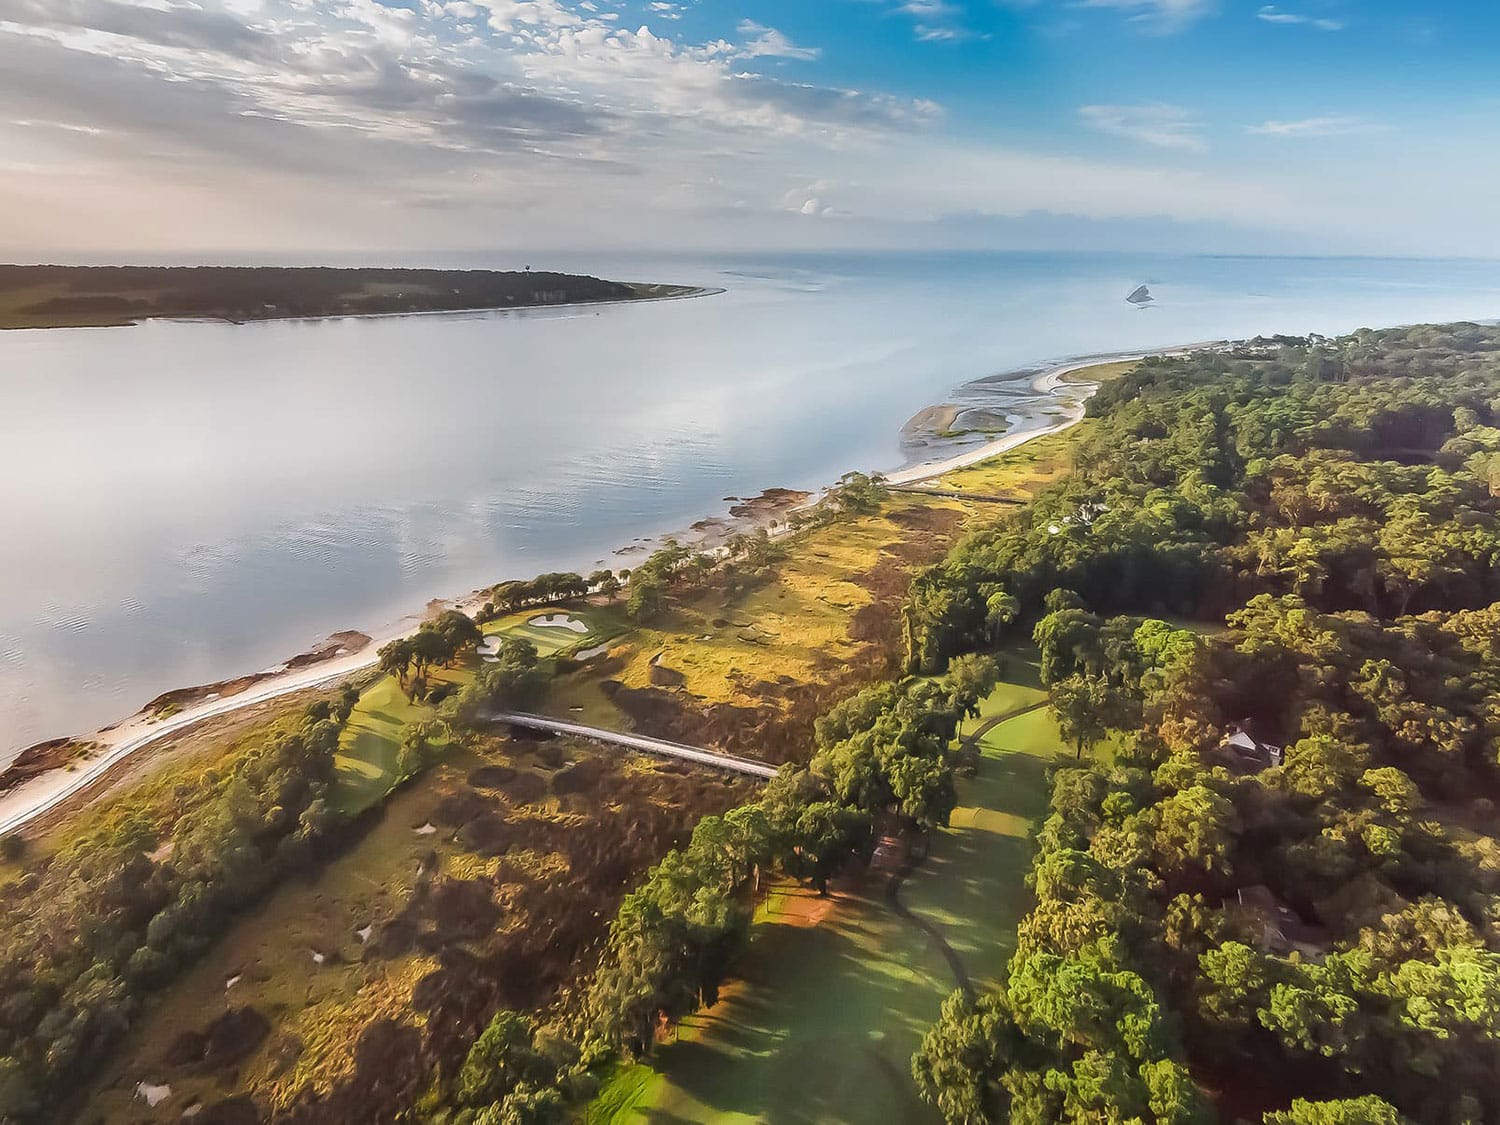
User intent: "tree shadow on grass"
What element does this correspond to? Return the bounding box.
[649,915,942,1124]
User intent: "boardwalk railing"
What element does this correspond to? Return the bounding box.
[485,712,779,779]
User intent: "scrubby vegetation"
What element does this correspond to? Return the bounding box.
[406,658,999,1122]
[906,323,1500,1123]
[0,702,351,1119]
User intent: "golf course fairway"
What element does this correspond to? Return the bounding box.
[591,691,1062,1124]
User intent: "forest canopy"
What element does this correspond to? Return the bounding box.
[907,322,1500,1124]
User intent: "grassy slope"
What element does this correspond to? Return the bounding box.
[331,605,629,815]
[594,679,1063,1124]
[546,496,974,747]
[333,665,465,816]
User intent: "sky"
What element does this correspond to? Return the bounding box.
[1,0,1497,259]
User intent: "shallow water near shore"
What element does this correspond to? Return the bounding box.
[5,249,1500,762]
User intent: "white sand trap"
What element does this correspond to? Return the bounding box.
[225,975,241,990]
[183,1105,204,1119]
[529,613,588,634]
[137,1082,171,1108]
[356,924,374,944]
[478,636,501,657]
[576,644,609,660]
[414,822,437,836]
[311,950,326,966]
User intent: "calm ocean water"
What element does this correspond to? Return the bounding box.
[4,250,1500,760]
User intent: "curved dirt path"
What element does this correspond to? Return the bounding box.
[885,857,976,1002]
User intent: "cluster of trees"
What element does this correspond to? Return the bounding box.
[448,638,551,726]
[623,527,787,622]
[423,659,996,1118]
[0,702,356,1120]
[902,324,1500,675]
[485,571,617,618]
[378,610,483,700]
[906,322,1500,1123]
[580,657,997,1056]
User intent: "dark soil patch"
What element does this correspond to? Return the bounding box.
[203,1007,272,1068]
[368,917,419,960]
[456,811,513,855]
[649,662,687,688]
[532,741,566,770]
[467,764,518,789]
[197,1095,263,1125]
[431,879,503,942]
[429,789,488,828]
[161,1030,207,1068]
[886,504,965,534]
[552,758,606,794]
[501,772,547,804]
[163,1007,270,1071]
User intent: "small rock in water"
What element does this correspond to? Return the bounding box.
[136,1082,171,1108]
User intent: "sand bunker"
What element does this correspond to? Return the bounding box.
[575,643,609,660]
[136,1083,171,1108]
[529,613,588,634]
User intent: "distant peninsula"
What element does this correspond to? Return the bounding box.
[0,264,703,329]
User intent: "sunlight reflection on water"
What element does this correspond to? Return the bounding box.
[4,250,1500,757]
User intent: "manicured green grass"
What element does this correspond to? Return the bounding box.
[482,603,630,658]
[594,684,1063,1124]
[976,705,1063,758]
[333,669,463,815]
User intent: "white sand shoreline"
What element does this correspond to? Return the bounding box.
[887,352,1133,485]
[0,342,1185,838]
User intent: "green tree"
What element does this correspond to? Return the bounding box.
[1263,1096,1407,1125]
[911,990,1016,1125]
[1048,674,1113,760]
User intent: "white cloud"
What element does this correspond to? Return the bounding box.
[1256,6,1345,31]
[885,0,976,44]
[1075,0,1215,32]
[0,0,1492,256]
[1079,103,1206,150]
[736,20,821,61]
[1246,115,1377,136]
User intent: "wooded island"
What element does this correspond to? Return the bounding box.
[0,265,694,329]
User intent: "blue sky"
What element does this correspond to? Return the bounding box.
[1,0,1496,256]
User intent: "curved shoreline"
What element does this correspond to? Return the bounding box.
[0,343,1167,838]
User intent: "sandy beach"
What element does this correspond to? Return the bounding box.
[0,346,1164,838]
[887,353,1135,486]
